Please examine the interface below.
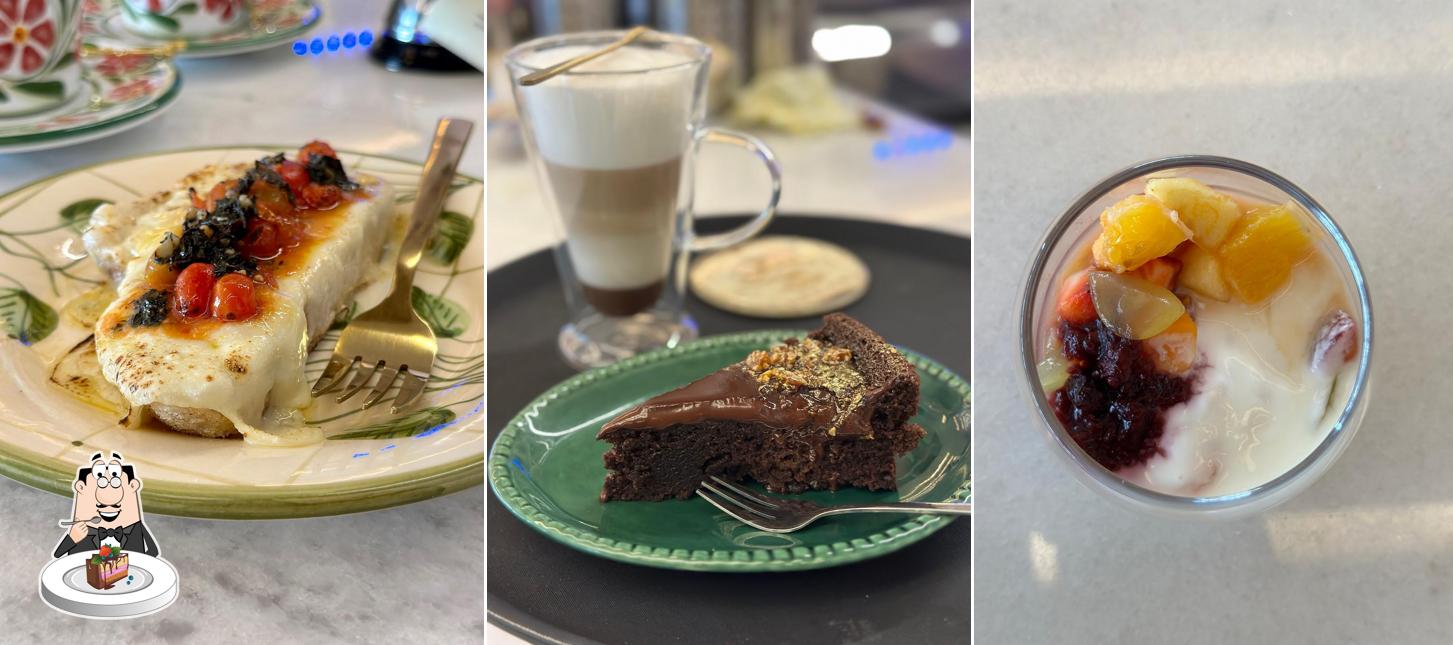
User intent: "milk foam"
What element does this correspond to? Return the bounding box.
[1132,256,1358,497]
[515,45,697,170]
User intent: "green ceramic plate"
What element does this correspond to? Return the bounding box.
[488,331,971,572]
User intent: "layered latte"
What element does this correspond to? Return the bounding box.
[514,45,697,316]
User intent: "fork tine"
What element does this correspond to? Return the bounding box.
[311,357,355,396]
[391,369,428,414]
[361,367,401,409]
[699,480,775,518]
[696,485,774,520]
[708,475,781,509]
[337,360,384,403]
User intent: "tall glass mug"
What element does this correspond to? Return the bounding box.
[506,30,781,369]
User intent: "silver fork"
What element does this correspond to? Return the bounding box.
[696,475,972,533]
[311,117,474,413]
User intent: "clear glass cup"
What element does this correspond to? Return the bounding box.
[1017,156,1374,519]
[505,30,781,370]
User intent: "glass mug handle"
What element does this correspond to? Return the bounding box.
[688,127,782,252]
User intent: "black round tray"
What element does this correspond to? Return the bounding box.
[487,215,971,645]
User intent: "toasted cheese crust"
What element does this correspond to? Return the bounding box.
[86,166,397,443]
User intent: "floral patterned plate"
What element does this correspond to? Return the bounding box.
[84,0,321,59]
[0,146,483,518]
[0,51,179,154]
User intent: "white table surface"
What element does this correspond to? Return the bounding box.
[975,1,1452,642]
[486,92,969,645]
[0,1,486,641]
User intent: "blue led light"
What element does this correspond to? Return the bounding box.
[873,129,955,161]
[295,29,376,58]
[381,443,396,451]
[352,452,368,458]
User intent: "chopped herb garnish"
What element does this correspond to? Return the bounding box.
[129,289,170,327]
[305,153,358,191]
[165,196,255,277]
[250,158,296,204]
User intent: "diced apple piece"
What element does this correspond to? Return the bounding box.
[1218,202,1315,304]
[1093,195,1190,273]
[1056,269,1096,324]
[1143,312,1198,375]
[1088,271,1186,340]
[1146,177,1242,249]
[1310,309,1358,376]
[1132,257,1181,290]
[1175,243,1230,301]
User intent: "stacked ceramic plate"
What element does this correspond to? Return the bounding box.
[0,0,321,154]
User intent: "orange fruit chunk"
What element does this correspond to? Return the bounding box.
[1217,202,1314,304]
[1146,177,1242,249]
[1143,312,1198,374]
[1093,195,1189,272]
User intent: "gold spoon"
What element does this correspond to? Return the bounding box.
[518,25,650,86]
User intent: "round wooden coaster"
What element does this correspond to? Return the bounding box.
[689,235,871,318]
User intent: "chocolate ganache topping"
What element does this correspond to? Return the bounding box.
[599,337,875,437]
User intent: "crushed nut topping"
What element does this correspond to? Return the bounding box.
[743,338,867,435]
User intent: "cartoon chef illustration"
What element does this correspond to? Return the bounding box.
[54,452,160,557]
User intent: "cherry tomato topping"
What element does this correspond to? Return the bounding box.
[298,140,337,163]
[173,263,215,317]
[212,274,258,322]
[239,220,281,260]
[249,180,295,221]
[205,180,240,212]
[300,183,342,210]
[275,160,310,196]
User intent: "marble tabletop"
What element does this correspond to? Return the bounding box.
[974,1,1452,642]
[0,1,485,641]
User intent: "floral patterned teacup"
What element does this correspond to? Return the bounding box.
[120,0,247,39]
[0,0,85,117]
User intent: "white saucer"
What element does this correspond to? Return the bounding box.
[39,552,179,619]
[0,53,180,154]
[85,0,322,59]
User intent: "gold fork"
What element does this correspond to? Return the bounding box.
[311,117,474,413]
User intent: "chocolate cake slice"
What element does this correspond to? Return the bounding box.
[598,314,924,502]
